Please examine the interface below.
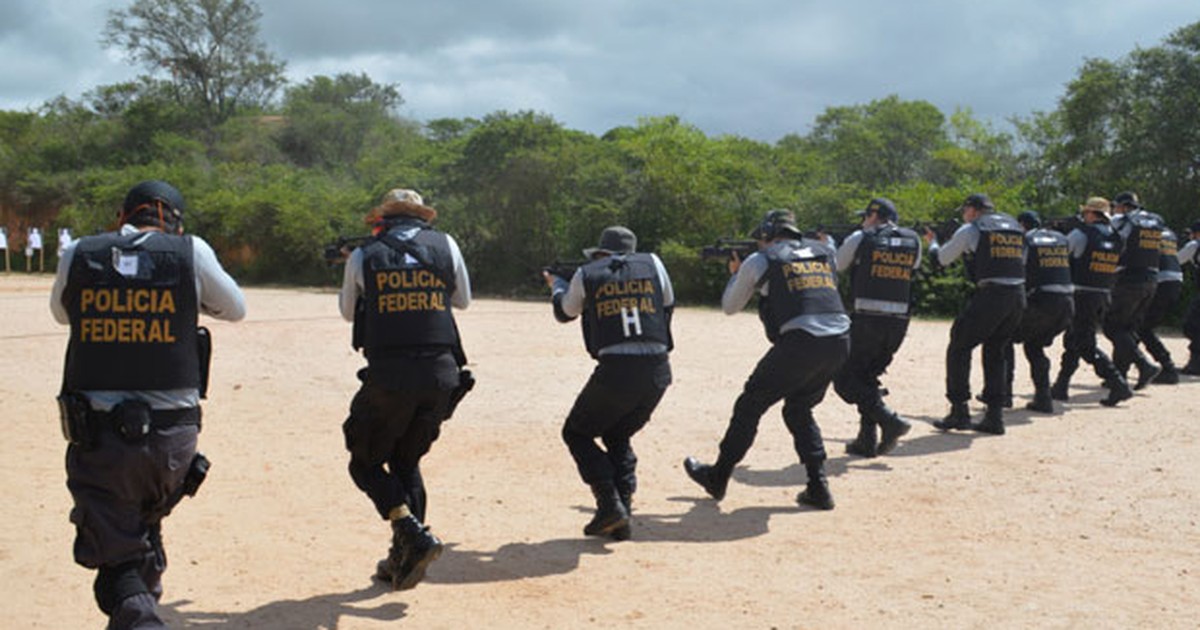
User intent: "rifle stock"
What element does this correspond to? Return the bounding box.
[323,235,371,264]
[803,223,859,243]
[700,238,758,261]
[542,259,588,279]
[913,218,962,243]
[1045,214,1083,234]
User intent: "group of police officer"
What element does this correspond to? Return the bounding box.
[51,180,1200,628]
[925,191,1200,435]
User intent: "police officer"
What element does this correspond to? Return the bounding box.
[339,189,472,590]
[1003,211,1074,413]
[833,197,919,457]
[923,193,1025,435]
[544,226,673,540]
[684,209,849,509]
[1179,221,1200,375]
[1130,223,1185,385]
[1105,191,1166,387]
[1051,197,1133,405]
[50,180,246,629]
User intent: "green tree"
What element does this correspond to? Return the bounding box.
[278,73,403,170]
[804,95,948,189]
[102,0,286,126]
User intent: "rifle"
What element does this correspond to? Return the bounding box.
[913,218,962,243]
[700,237,758,261]
[1045,214,1083,235]
[323,235,371,264]
[803,223,859,243]
[542,259,588,280]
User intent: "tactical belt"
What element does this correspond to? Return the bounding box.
[91,406,202,428]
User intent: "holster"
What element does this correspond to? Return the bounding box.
[197,326,212,399]
[180,452,211,498]
[149,452,211,522]
[445,369,476,420]
[57,391,95,450]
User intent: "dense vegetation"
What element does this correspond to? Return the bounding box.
[2,1,1197,317]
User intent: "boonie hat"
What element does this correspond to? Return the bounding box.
[583,226,637,258]
[367,188,438,223]
[1079,196,1112,222]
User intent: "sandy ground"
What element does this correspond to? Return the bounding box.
[2,272,1198,629]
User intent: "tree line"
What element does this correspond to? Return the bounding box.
[1,1,1197,317]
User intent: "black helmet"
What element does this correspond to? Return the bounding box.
[1016,210,1041,229]
[1111,191,1140,209]
[121,180,186,233]
[751,209,803,240]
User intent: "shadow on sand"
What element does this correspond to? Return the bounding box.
[160,584,407,629]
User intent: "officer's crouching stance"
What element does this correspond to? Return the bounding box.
[50,180,246,629]
[544,226,674,540]
[339,189,473,590]
[684,210,850,509]
[833,197,919,457]
[924,194,1026,434]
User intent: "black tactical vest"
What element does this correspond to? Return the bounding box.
[1071,223,1122,290]
[1116,210,1164,275]
[1159,228,1181,275]
[850,225,921,316]
[758,239,845,338]
[579,253,671,358]
[1024,228,1072,291]
[64,231,199,391]
[965,213,1025,284]
[358,226,459,359]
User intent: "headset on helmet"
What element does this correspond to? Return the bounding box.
[120,180,186,234]
[751,209,802,240]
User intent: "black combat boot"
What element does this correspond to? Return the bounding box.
[872,405,911,456]
[683,456,730,501]
[1153,364,1179,384]
[970,405,1005,435]
[584,482,630,537]
[844,415,877,458]
[376,515,443,590]
[1025,388,1054,413]
[796,463,835,510]
[610,487,633,541]
[933,402,971,431]
[1132,357,1161,391]
[1099,374,1133,407]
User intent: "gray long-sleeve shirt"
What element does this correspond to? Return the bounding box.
[836,225,923,315]
[556,253,674,355]
[51,224,247,411]
[339,225,471,321]
[1066,227,1117,294]
[722,247,850,337]
[1179,240,1199,267]
[928,221,1025,286]
[836,226,923,273]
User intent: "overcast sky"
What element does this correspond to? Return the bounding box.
[1,0,1196,142]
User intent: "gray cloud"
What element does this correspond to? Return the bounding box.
[0,0,1195,140]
